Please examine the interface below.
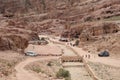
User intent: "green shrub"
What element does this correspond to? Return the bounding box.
[47,62,52,66]
[41,37,45,41]
[65,77,71,80]
[32,67,42,73]
[56,68,70,78]
[75,40,80,46]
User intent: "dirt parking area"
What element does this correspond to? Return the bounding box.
[25,43,62,56]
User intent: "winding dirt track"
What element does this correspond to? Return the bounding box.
[14,35,120,80]
[15,57,59,80]
[50,37,120,67]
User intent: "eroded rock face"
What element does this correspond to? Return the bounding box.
[83,32,120,56]
[80,22,120,42]
[0,19,39,52]
[0,0,120,21]
[0,29,40,51]
[61,22,119,42]
[0,0,120,52]
[0,35,28,51]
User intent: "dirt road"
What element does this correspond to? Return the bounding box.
[72,46,120,67]
[51,39,92,80]
[15,57,59,80]
[50,37,120,67]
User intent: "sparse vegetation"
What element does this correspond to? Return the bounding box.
[32,67,43,73]
[75,40,80,46]
[56,68,71,79]
[25,60,62,78]
[0,52,25,77]
[104,16,120,21]
[41,37,45,41]
[47,61,52,66]
[88,62,120,80]
[26,64,44,73]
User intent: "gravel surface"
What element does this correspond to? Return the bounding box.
[56,44,76,56]
[88,62,120,80]
[64,62,92,80]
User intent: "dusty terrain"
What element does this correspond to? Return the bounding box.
[0,0,120,55]
[88,62,120,80]
[52,39,92,80]
[25,43,62,56]
[25,58,62,79]
[0,51,25,80]
[51,36,120,80]
[15,57,61,80]
[0,0,120,80]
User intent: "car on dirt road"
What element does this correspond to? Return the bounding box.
[98,51,110,57]
[25,51,38,57]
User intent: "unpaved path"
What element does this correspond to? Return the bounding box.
[63,62,92,80]
[50,39,92,80]
[50,37,120,67]
[72,46,120,67]
[15,57,59,80]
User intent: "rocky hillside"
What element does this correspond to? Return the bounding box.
[0,0,120,54]
[0,0,120,21]
[0,15,39,52]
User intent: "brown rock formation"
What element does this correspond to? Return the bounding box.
[61,22,119,42]
[0,0,120,53]
[0,35,28,51]
[80,22,120,42]
[0,18,39,52]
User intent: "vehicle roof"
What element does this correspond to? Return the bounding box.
[100,51,109,54]
[26,51,35,53]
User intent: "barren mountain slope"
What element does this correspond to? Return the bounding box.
[0,0,120,54]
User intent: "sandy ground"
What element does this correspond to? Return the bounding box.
[25,59,62,79]
[14,42,63,80]
[25,43,62,56]
[55,44,76,56]
[0,41,62,80]
[52,40,92,80]
[64,62,92,80]
[2,35,119,80]
[66,45,120,67]
[15,57,60,80]
[0,51,24,61]
[0,51,25,80]
[50,36,120,80]
[88,62,120,80]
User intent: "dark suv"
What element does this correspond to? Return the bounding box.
[98,51,110,57]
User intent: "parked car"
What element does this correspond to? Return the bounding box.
[25,51,38,57]
[59,38,68,42]
[98,51,110,57]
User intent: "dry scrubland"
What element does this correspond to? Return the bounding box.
[88,62,120,80]
[25,60,63,80]
[0,0,120,80]
[0,51,25,79]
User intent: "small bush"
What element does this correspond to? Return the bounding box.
[47,62,52,66]
[41,37,45,41]
[75,40,80,46]
[32,67,42,73]
[56,68,70,78]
